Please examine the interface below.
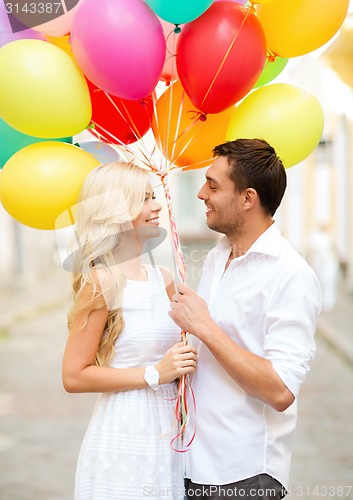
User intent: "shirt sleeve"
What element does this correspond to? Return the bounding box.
[263,265,322,398]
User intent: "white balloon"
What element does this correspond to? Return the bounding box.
[77,140,128,164]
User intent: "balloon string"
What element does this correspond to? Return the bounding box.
[159,375,197,453]
[151,90,165,156]
[170,111,207,166]
[165,28,178,57]
[89,132,196,450]
[170,375,197,453]
[167,86,185,161]
[160,173,186,283]
[159,172,195,451]
[164,27,180,82]
[266,50,278,63]
[90,87,153,165]
[90,103,197,450]
[89,122,156,172]
[199,6,251,111]
[181,156,214,171]
[101,90,152,156]
[89,121,134,152]
[164,86,206,168]
[104,91,144,143]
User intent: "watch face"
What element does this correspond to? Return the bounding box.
[144,366,159,389]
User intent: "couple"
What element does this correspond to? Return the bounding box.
[62,139,321,500]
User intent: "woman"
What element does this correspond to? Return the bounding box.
[62,161,197,499]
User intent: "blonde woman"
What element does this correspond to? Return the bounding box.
[62,162,197,499]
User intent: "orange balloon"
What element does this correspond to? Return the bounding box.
[152,81,233,169]
[45,35,75,61]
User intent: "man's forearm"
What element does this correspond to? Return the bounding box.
[197,321,294,412]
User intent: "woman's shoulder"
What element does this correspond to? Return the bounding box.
[156,265,174,288]
[87,267,122,311]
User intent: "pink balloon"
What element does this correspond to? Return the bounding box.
[159,19,184,83]
[214,0,248,5]
[0,3,44,47]
[32,1,83,36]
[71,0,166,100]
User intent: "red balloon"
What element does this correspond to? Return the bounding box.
[86,79,154,145]
[176,2,266,114]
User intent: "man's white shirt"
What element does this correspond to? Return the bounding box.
[184,222,322,489]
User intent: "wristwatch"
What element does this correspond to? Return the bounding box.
[144,365,160,391]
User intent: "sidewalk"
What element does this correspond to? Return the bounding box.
[0,266,352,499]
[0,266,70,333]
[316,288,353,367]
[1,264,353,366]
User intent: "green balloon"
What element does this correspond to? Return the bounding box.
[254,57,289,89]
[0,118,72,168]
[146,0,214,24]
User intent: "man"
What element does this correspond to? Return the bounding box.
[169,139,321,499]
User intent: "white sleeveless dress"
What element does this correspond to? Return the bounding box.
[74,266,184,500]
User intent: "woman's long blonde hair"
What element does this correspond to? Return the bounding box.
[67,161,150,366]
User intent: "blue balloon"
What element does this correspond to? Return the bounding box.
[145,0,215,24]
[0,118,71,168]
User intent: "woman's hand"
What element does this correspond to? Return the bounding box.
[155,341,197,385]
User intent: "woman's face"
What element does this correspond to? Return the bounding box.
[132,182,162,239]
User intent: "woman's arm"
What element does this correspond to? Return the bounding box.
[62,280,196,394]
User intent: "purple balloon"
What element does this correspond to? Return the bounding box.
[71,0,166,100]
[0,2,45,48]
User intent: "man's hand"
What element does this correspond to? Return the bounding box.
[169,283,213,340]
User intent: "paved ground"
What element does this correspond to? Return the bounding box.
[0,267,353,499]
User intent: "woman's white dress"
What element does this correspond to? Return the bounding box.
[74,266,184,499]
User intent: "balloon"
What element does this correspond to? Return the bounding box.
[77,141,128,164]
[0,2,45,47]
[146,0,214,24]
[86,80,154,145]
[257,0,350,58]
[226,83,324,168]
[0,39,91,138]
[253,56,288,88]
[0,142,100,230]
[44,34,75,60]
[71,0,166,99]
[251,0,276,3]
[215,0,247,3]
[160,20,184,83]
[176,2,266,114]
[152,80,233,169]
[0,118,72,168]
[31,1,82,36]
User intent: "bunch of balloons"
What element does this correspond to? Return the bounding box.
[0,0,350,229]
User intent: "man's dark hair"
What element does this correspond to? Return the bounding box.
[213,138,287,216]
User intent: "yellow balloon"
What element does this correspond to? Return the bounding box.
[0,142,100,230]
[257,0,349,57]
[0,39,91,138]
[226,83,324,168]
[152,81,233,169]
[252,0,277,4]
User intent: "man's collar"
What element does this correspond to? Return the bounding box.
[216,222,283,259]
